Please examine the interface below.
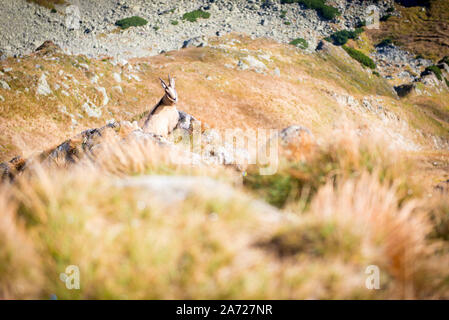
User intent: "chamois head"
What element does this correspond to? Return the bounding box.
[160,74,178,103]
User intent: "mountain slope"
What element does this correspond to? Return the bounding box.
[1,1,449,300]
[369,0,449,61]
[1,34,448,162]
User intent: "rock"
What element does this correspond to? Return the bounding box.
[203,144,235,165]
[117,120,139,136]
[439,62,449,75]
[115,175,283,221]
[82,100,102,118]
[420,73,440,87]
[116,175,236,203]
[0,156,27,182]
[276,125,315,161]
[182,36,208,49]
[237,60,249,70]
[36,73,52,95]
[113,72,121,83]
[373,44,432,84]
[279,125,313,146]
[273,67,281,77]
[176,110,198,133]
[394,83,415,97]
[90,74,99,84]
[35,40,61,54]
[112,85,123,94]
[240,55,267,71]
[0,80,10,90]
[435,179,449,194]
[202,128,221,144]
[96,87,109,106]
[44,121,121,165]
[118,59,128,66]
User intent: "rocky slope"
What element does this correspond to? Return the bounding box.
[0,0,395,59]
[1,33,449,185]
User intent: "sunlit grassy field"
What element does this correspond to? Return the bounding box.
[2,34,448,162]
[1,33,449,299]
[1,127,449,299]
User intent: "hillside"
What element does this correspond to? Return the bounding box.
[1,0,449,300]
[1,34,447,157]
[368,0,449,61]
[1,0,395,59]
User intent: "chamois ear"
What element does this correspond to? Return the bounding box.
[159,77,168,90]
[168,74,175,88]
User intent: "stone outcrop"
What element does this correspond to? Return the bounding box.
[0,106,313,183]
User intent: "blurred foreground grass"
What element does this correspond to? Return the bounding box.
[1,129,449,299]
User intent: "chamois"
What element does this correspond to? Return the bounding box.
[142,75,179,136]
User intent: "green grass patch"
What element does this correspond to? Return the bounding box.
[171,20,179,25]
[425,65,443,81]
[356,20,366,28]
[182,10,211,22]
[289,38,309,49]
[343,46,376,69]
[284,21,291,25]
[325,28,364,46]
[115,16,148,29]
[281,0,340,20]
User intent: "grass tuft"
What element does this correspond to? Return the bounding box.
[343,46,376,69]
[290,38,309,49]
[326,28,364,46]
[424,65,443,81]
[182,10,211,22]
[281,0,340,20]
[244,130,416,209]
[115,16,148,29]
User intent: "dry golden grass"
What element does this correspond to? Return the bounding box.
[26,0,64,10]
[1,33,449,299]
[0,188,43,298]
[244,126,421,209]
[0,132,447,299]
[1,33,438,163]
